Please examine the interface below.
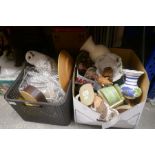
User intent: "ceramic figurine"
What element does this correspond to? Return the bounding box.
[96,75,113,86]
[121,69,144,99]
[80,36,123,82]
[80,36,110,62]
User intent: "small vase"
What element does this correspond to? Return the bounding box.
[121,69,144,99]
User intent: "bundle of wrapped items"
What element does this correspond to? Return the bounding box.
[74,36,144,122]
[18,50,73,106]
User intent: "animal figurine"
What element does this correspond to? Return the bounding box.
[80,36,123,82]
[96,75,113,86]
[80,36,110,62]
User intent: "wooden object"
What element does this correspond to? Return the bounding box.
[58,50,74,92]
[19,85,47,103]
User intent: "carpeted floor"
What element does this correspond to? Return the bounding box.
[0,96,154,129]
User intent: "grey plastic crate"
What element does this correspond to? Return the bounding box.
[4,70,73,126]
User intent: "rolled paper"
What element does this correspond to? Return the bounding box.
[19,85,47,104]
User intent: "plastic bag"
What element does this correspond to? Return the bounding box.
[19,66,65,105]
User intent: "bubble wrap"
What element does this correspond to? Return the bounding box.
[25,50,57,75]
[20,68,65,105]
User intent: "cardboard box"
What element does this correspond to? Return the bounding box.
[72,48,150,128]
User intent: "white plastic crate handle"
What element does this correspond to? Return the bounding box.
[8,102,17,105]
[75,94,80,100]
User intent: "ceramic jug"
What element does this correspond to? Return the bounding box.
[121,69,144,99]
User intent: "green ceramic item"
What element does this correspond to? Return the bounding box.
[98,84,124,108]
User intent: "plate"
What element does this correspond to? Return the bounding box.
[79,83,95,106]
[58,50,74,92]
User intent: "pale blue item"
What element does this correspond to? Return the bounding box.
[121,69,144,99]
